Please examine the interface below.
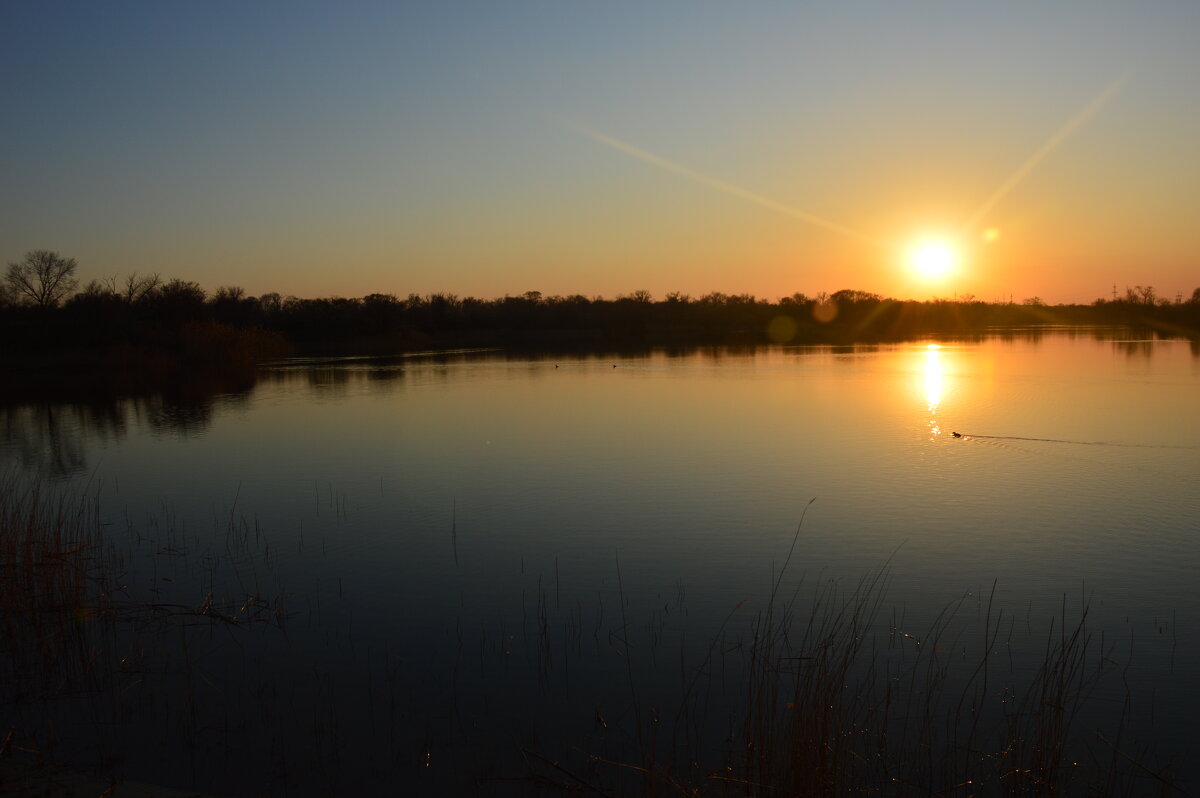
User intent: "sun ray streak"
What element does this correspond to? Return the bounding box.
[565,120,890,249]
[957,73,1130,240]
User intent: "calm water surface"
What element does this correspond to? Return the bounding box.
[4,332,1199,794]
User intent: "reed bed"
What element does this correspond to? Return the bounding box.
[0,474,1187,797]
[0,471,287,792]
[528,522,1187,797]
[0,475,109,713]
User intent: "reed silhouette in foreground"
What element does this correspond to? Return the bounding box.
[0,473,285,794]
[524,518,1185,797]
[0,478,1187,796]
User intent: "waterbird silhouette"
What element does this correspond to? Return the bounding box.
[948,431,1196,449]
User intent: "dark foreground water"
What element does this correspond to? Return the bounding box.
[3,331,1199,795]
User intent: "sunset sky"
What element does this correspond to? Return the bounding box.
[2,2,1197,304]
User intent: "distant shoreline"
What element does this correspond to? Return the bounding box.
[5,289,1199,380]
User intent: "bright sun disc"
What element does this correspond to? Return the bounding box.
[910,242,956,280]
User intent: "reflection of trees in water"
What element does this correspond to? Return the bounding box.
[3,404,90,477]
[979,327,1200,360]
[261,360,409,396]
[1114,339,1156,360]
[365,366,405,383]
[146,397,214,435]
[1,370,256,476]
[1,398,152,477]
[305,367,352,397]
[1,398,151,477]
[145,377,252,436]
[1108,329,1200,360]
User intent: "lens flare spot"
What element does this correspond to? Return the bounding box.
[766,315,799,343]
[812,301,838,324]
[983,228,1000,244]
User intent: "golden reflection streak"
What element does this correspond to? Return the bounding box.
[565,120,890,248]
[924,344,943,436]
[956,73,1130,240]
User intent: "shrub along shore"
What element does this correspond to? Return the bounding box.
[5,278,1200,376]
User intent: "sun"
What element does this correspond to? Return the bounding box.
[909,241,957,280]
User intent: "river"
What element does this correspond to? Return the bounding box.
[3,330,1198,795]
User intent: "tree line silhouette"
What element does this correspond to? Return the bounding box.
[6,250,1200,371]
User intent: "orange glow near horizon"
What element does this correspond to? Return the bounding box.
[551,73,1147,306]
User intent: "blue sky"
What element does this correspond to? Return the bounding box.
[3,2,1198,302]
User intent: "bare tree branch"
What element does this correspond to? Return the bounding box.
[4,250,79,308]
[122,271,161,303]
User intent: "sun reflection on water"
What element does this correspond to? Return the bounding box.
[924,344,944,437]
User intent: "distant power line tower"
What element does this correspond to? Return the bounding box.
[1112,283,1118,301]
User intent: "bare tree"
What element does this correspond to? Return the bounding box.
[96,274,120,295]
[122,271,161,303]
[77,277,118,298]
[5,250,79,308]
[214,285,246,302]
[1124,285,1157,305]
